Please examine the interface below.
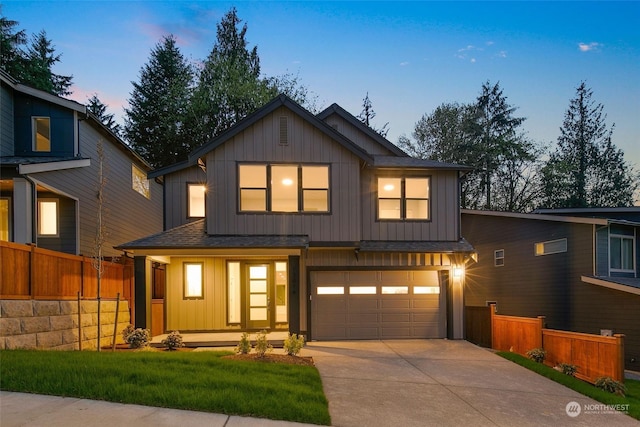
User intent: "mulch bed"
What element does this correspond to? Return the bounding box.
[223,353,315,366]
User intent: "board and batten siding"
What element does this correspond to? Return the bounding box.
[205,107,362,242]
[322,114,395,156]
[28,121,163,257]
[0,82,14,156]
[163,166,207,230]
[362,169,460,241]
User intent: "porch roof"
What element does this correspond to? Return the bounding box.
[359,239,475,253]
[582,275,640,296]
[116,219,309,250]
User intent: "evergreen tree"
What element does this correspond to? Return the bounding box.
[87,94,122,136]
[541,82,638,207]
[124,35,195,168]
[0,8,27,78]
[357,92,389,137]
[189,7,274,145]
[21,30,73,96]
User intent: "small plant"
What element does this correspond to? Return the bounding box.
[235,332,252,354]
[161,331,184,351]
[525,348,546,363]
[125,327,151,349]
[283,333,305,356]
[554,363,577,377]
[121,324,134,342]
[595,376,626,396]
[254,330,273,357]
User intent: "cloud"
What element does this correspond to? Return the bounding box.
[399,61,410,67]
[578,42,602,52]
[470,58,476,63]
[496,50,507,58]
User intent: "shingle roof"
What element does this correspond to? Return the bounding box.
[372,155,472,170]
[117,219,309,250]
[359,239,475,253]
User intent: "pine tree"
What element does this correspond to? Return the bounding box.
[87,94,122,136]
[189,7,273,145]
[124,35,195,168]
[357,92,389,137]
[21,30,73,96]
[541,82,638,207]
[0,9,28,78]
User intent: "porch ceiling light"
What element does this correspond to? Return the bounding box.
[282,178,293,186]
[383,184,394,192]
[453,267,464,278]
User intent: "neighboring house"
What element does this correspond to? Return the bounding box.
[119,95,475,340]
[0,70,163,257]
[462,208,640,369]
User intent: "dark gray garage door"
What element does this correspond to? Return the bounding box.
[311,270,445,340]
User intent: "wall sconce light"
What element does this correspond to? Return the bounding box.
[453,267,464,278]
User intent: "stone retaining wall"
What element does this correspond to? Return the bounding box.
[0,300,131,351]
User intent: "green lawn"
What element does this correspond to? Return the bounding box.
[497,351,640,420]
[0,350,331,425]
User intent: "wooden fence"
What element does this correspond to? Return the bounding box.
[464,306,492,348]
[0,241,133,303]
[486,304,625,383]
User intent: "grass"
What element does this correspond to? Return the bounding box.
[497,351,640,420]
[0,349,331,425]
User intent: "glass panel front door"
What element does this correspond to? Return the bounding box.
[248,265,270,329]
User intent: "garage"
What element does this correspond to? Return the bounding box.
[310,270,446,340]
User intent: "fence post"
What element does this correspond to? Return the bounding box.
[29,244,35,299]
[614,334,625,382]
[489,303,496,350]
[536,316,545,349]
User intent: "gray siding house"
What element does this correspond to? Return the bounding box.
[120,95,475,340]
[0,70,163,257]
[462,209,640,369]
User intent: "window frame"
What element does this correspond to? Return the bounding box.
[610,233,635,273]
[0,197,11,241]
[534,238,568,256]
[37,198,59,237]
[183,262,204,299]
[32,116,51,152]
[377,175,431,221]
[238,163,330,214]
[494,249,505,267]
[131,165,150,199]
[187,183,206,218]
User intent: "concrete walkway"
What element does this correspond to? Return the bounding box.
[305,340,639,427]
[2,340,638,426]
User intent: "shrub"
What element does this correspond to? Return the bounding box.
[235,332,252,354]
[161,331,184,351]
[254,330,273,357]
[121,324,135,342]
[555,363,577,377]
[283,333,305,356]
[595,376,626,396]
[125,327,151,349]
[525,348,546,363]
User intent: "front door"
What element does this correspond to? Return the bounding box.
[247,264,271,329]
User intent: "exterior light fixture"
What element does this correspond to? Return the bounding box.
[453,267,464,278]
[282,178,293,186]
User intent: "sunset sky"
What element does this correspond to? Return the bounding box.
[4,1,639,168]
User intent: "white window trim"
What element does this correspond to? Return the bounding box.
[494,249,505,267]
[609,232,635,273]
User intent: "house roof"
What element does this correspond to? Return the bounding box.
[462,209,640,227]
[188,94,374,164]
[316,103,407,157]
[0,69,85,113]
[582,275,640,296]
[117,219,309,250]
[359,239,475,253]
[371,155,472,170]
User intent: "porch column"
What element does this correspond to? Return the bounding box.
[134,256,148,329]
[445,268,465,339]
[13,177,33,244]
[288,255,301,335]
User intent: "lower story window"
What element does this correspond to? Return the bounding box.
[184,262,204,299]
[0,198,9,241]
[38,199,58,236]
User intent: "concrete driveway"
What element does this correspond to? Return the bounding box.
[305,340,638,427]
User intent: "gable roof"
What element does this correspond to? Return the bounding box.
[316,103,407,157]
[462,209,640,227]
[188,94,374,165]
[0,69,85,113]
[372,155,472,171]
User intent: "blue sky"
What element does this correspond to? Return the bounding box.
[3,1,639,168]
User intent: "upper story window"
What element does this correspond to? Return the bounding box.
[610,234,634,272]
[494,249,505,267]
[377,177,430,220]
[38,198,58,236]
[33,117,51,152]
[188,184,206,218]
[534,238,567,256]
[132,165,150,199]
[238,164,329,213]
